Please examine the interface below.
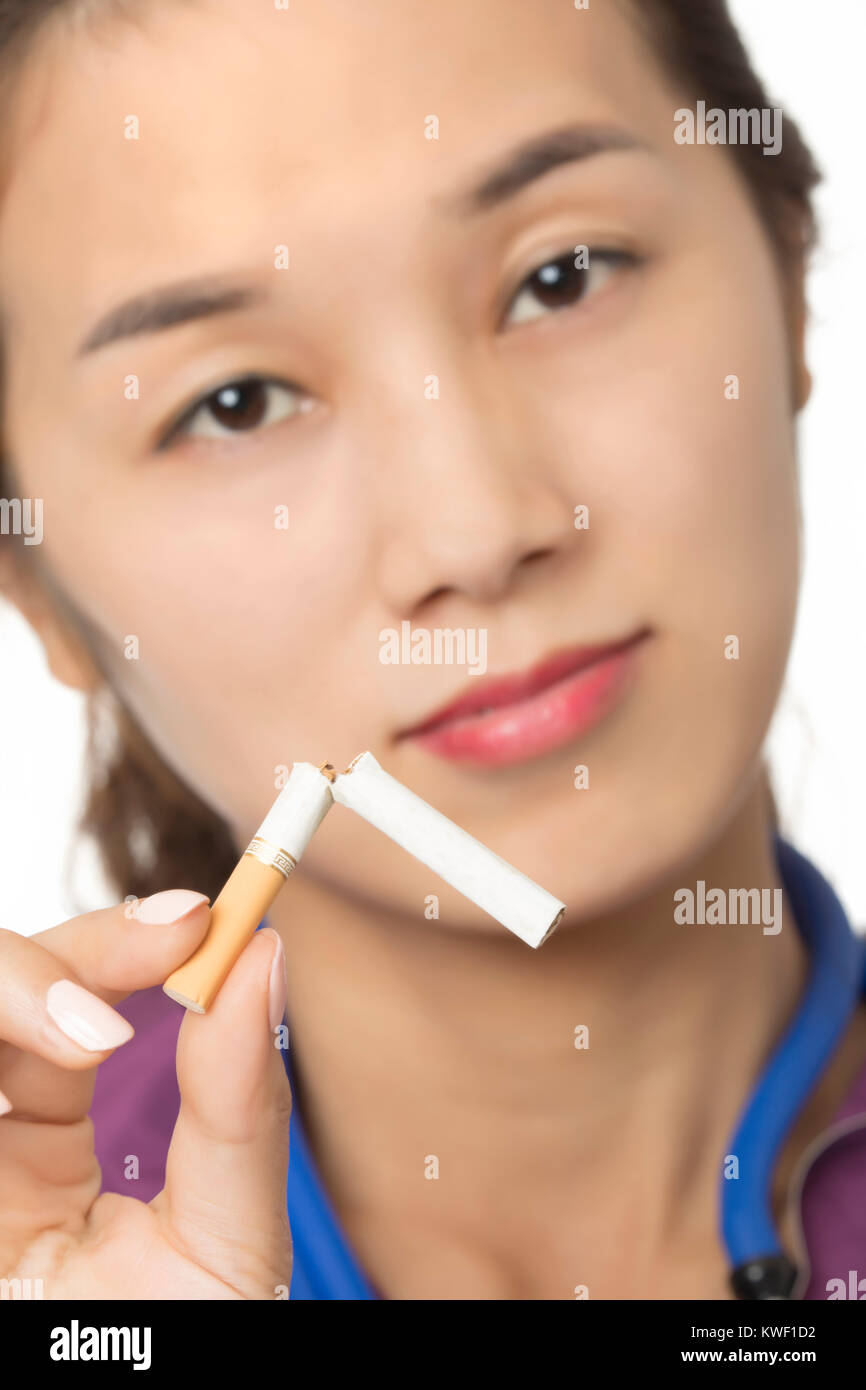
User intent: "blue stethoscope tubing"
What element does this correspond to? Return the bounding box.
[721,838,866,1275]
[268,837,866,1299]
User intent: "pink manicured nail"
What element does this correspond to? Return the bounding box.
[265,930,287,1032]
[46,980,135,1052]
[0,1088,12,1117]
[132,889,209,925]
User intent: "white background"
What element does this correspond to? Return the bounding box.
[1,0,864,934]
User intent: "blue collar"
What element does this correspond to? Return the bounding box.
[270,838,866,1300]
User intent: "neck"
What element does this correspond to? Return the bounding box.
[268,776,812,1296]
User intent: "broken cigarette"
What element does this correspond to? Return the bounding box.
[164,751,565,1013]
[162,761,336,1012]
[332,751,565,948]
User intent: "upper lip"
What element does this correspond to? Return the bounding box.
[397,627,651,739]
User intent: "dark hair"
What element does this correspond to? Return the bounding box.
[631,1,820,263]
[0,0,815,902]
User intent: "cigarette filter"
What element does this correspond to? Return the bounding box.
[163,762,335,1012]
[332,752,565,948]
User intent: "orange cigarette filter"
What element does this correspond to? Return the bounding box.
[163,762,336,1013]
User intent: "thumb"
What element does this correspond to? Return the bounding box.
[154,927,292,1298]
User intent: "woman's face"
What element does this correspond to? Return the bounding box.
[0,0,800,925]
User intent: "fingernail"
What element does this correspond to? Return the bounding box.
[132,889,209,925]
[0,1088,12,1117]
[265,930,287,1033]
[46,980,135,1053]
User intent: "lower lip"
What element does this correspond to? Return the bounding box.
[407,642,643,767]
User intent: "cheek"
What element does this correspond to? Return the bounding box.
[641,288,799,688]
[532,229,800,661]
[620,344,799,660]
[25,449,379,823]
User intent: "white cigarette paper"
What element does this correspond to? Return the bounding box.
[332,752,565,948]
[250,760,335,871]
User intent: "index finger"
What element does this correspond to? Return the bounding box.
[32,890,212,1007]
[0,890,210,1122]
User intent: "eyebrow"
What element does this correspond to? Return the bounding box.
[76,281,267,357]
[440,121,648,217]
[77,123,646,357]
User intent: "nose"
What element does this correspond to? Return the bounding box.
[368,372,577,614]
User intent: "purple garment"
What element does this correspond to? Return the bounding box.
[797,1060,866,1298]
[90,981,866,1300]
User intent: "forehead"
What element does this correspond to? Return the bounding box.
[0,0,674,334]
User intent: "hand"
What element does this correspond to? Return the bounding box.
[0,891,291,1299]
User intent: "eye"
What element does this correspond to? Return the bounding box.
[503,247,636,328]
[158,375,311,448]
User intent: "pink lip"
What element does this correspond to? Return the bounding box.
[398,630,650,767]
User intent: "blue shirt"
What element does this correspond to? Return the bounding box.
[90,838,866,1300]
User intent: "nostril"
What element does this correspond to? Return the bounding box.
[523,548,552,567]
[422,586,452,607]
